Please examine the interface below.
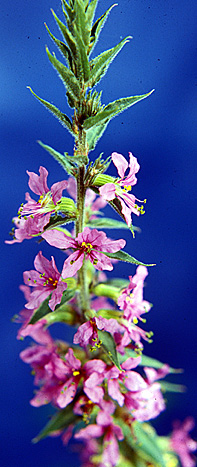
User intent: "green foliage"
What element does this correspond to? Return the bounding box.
[32,403,79,443]
[97,329,122,370]
[87,217,131,229]
[104,249,156,267]
[27,87,74,133]
[29,288,76,325]
[28,1,153,151]
[83,91,154,129]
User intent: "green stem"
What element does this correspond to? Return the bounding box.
[75,134,90,315]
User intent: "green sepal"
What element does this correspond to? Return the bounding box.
[92,283,121,301]
[29,287,76,325]
[87,217,132,230]
[83,90,154,129]
[32,404,79,443]
[46,46,81,100]
[104,249,156,267]
[89,3,117,56]
[122,349,183,374]
[37,140,76,175]
[89,36,131,86]
[27,87,74,133]
[57,197,77,215]
[91,174,115,186]
[43,307,74,326]
[97,329,122,370]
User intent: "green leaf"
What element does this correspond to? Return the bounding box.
[89,4,117,56]
[43,214,76,231]
[90,36,131,86]
[85,0,99,30]
[45,22,73,69]
[32,404,79,443]
[97,329,122,370]
[124,349,183,374]
[132,422,167,467]
[37,140,76,174]
[83,91,154,129]
[87,217,130,229]
[29,288,76,325]
[29,298,51,325]
[118,420,166,467]
[86,120,109,151]
[104,249,156,267]
[46,46,81,100]
[27,87,74,133]
[43,308,74,326]
[160,381,186,393]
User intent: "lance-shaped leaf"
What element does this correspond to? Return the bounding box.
[51,9,87,82]
[160,381,186,393]
[45,22,73,70]
[85,0,99,30]
[118,420,166,467]
[43,214,76,231]
[89,36,132,86]
[29,287,76,325]
[32,404,79,443]
[89,3,117,56]
[97,329,122,370]
[29,297,51,325]
[37,141,76,175]
[27,87,74,133]
[72,25,90,81]
[122,349,183,374]
[103,249,155,267]
[86,119,109,151]
[83,90,154,129]
[46,46,81,100]
[87,217,131,229]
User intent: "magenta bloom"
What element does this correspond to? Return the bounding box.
[118,265,151,323]
[73,316,123,349]
[23,251,67,311]
[42,227,126,278]
[6,166,67,244]
[75,400,124,467]
[99,152,146,227]
[5,213,51,244]
[170,418,197,467]
[20,166,68,218]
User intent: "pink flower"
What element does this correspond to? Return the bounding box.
[23,251,68,311]
[99,152,146,227]
[118,265,151,323]
[6,166,67,244]
[75,400,124,467]
[5,213,51,244]
[20,166,68,218]
[73,315,123,349]
[170,418,197,467]
[42,227,126,278]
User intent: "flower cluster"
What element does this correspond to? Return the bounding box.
[7,153,196,467]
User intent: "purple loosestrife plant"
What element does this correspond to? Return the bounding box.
[7,1,196,466]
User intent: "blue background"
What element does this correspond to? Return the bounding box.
[1,0,197,465]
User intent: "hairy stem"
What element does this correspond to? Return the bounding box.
[75,135,90,314]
